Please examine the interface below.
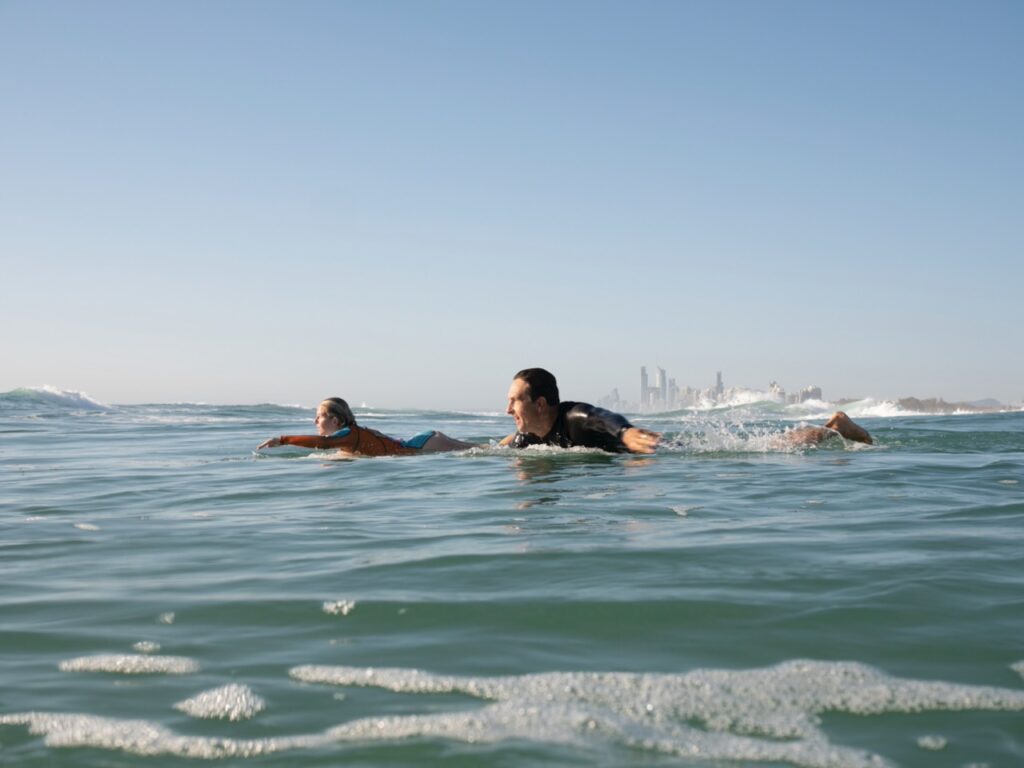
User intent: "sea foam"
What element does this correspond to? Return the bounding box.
[287,660,1024,767]
[5,660,1023,765]
[58,654,199,675]
[322,600,356,616]
[174,684,265,721]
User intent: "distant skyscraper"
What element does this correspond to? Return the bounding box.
[715,371,724,397]
[799,385,822,402]
[640,367,649,407]
[657,367,667,406]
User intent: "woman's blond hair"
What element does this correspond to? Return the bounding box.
[320,397,357,427]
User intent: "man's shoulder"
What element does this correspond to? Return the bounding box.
[561,401,621,419]
[559,401,589,415]
[560,401,632,451]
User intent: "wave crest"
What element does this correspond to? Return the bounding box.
[0,386,110,411]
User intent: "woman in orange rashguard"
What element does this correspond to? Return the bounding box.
[257,397,475,457]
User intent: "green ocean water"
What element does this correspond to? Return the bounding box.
[1,389,1022,767]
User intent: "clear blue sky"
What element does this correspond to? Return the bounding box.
[2,1,1021,409]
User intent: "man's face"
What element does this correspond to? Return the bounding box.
[506,377,546,435]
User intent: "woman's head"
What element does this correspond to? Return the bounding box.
[315,397,357,435]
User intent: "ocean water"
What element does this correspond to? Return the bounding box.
[1,387,1022,768]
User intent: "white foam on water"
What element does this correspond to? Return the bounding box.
[516,443,615,456]
[663,420,807,455]
[665,416,881,455]
[6,661,1023,765]
[998,479,1019,485]
[285,660,1024,768]
[0,712,319,757]
[158,612,176,624]
[322,600,356,616]
[316,452,358,462]
[58,654,199,675]
[74,523,100,531]
[174,684,266,721]
[916,734,947,750]
[132,641,161,654]
[1012,661,1024,680]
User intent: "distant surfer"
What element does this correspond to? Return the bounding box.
[499,368,661,454]
[784,411,873,446]
[257,397,475,457]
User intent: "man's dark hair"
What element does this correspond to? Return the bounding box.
[514,368,560,406]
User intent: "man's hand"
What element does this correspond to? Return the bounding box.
[621,427,660,454]
[257,437,282,449]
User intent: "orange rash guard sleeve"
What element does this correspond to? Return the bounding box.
[278,434,356,451]
[276,428,419,456]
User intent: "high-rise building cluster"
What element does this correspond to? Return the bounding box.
[598,368,825,412]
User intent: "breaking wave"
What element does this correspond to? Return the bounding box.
[0,386,110,411]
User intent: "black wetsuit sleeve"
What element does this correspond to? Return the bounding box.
[562,403,632,453]
[510,431,541,449]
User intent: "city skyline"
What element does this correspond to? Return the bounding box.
[594,364,1019,414]
[600,367,827,413]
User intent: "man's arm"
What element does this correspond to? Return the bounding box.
[823,411,873,444]
[566,403,661,454]
[620,427,660,454]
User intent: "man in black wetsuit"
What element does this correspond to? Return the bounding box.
[499,368,661,454]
